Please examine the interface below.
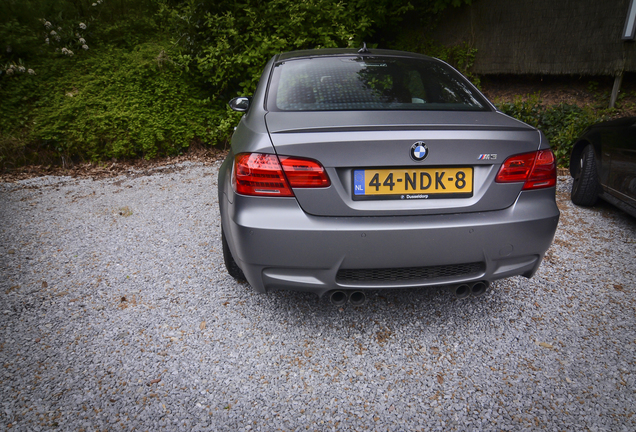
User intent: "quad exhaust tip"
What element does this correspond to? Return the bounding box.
[330,291,348,306]
[349,291,366,306]
[455,284,471,299]
[452,281,490,299]
[471,281,488,297]
[330,282,487,304]
[329,290,367,306]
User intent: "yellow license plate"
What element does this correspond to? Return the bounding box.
[353,167,473,200]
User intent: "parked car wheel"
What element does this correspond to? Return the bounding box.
[571,144,601,206]
[222,228,246,281]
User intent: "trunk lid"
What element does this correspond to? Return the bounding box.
[266,110,541,217]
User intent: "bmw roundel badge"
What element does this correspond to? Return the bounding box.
[410,142,428,162]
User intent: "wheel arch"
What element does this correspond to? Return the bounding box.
[569,138,599,177]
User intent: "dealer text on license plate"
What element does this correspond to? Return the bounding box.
[353,167,473,200]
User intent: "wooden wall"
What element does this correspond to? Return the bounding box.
[432,0,636,75]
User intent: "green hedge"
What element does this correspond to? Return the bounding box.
[3,0,608,169]
[1,0,427,167]
[496,95,609,167]
[1,43,221,165]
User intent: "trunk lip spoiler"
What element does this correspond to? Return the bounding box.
[270,124,534,134]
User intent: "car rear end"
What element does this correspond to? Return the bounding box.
[218,49,560,298]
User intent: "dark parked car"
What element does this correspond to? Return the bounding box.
[570,117,636,218]
[218,48,560,305]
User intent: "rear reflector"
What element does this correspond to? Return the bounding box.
[234,153,330,196]
[495,149,556,190]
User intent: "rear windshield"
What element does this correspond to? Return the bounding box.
[267,56,489,112]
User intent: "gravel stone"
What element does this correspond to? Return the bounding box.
[1,163,635,430]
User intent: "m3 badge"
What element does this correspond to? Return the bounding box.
[478,154,497,160]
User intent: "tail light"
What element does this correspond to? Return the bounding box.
[495,149,556,190]
[279,156,331,188]
[233,153,330,197]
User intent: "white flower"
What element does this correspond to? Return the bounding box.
[6,68,14,75]
[68,50,74,56]
[61,47,69,54]
[50,30,57,36]
[45,38,50,44]
[82,44,89,50]
[79,38,86,44]
[28,69,35,75]
[54,36,60,42]
[92,2,97,5]
[79,23,86,30]
[18,66,25,73]
[44,21,52,28]
[57,26,61,31]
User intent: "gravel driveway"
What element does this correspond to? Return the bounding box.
[1,161,635,431]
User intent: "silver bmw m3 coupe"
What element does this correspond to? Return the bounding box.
[218,48,560,303]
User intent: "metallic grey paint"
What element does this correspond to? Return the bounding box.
[218,49,560,297]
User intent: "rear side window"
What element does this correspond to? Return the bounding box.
[268,56,489,112]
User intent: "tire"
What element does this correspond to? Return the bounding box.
[221,228,246,281]
[571,144,601,206]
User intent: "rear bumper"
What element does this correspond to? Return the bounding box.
[222,188,560,297]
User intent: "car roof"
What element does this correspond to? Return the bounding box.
[275,48,437,62]
[587,117,636,129]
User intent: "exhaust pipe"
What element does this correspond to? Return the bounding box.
[349,291,366,306]
[454,284,471,299]
[330,291,348,306]
[470,281,489,297]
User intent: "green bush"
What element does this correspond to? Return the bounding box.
[1,0,478,167]
[496,95,609,167]
[159,0,417,141]
[161,0,471,141]
[168,0,469,100]
[1,43,218,165]
[1,0,161,63]
[391,35,479,86]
